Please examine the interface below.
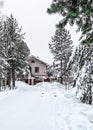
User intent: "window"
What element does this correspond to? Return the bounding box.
[35,67,39,73]
[35,77,39,80]
[31,60,35,63]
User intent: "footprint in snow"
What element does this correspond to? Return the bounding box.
[54,95,57,97]
[41,92,44,97]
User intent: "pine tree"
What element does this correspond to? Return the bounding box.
[46,64,58,78]
[47,0,93,44]
[69,43,93,104]
[68,44,85,84]
[46,65,53,77]
[49,28,73,84]
[0,59,9,90]
[0,15,30,88]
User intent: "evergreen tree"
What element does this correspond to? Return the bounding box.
[0,0,5,89]
[49,28,73,84]
[68,44,85,84]
[0,59,9,90]
[69,43,93,104]
[46,65,53,77]
[47,0,93,44]
[0,15,30,88]
[46,64,58,78]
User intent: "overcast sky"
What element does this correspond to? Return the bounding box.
[2,0,80,64]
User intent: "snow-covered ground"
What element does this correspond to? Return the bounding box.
[0,81,93,130]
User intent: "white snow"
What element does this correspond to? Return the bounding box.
[0,81,93,130]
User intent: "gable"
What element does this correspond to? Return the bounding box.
[27,55,48,67]
[29,58,47,68]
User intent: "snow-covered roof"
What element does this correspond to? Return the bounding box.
[27,55,49,66]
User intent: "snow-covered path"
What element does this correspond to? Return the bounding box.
[0,81,93,130]
[0,82,59,130]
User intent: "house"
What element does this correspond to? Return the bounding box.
[27,55,49,80]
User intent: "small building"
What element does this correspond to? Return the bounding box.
[27,55,49,80]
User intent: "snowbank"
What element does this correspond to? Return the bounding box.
[34,81,64,90]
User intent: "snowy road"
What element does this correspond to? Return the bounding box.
[0,81,93,130]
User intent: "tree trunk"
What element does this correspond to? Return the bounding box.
[7,69,11,89]
[88,85,92,105]
[12,67,15,89]
[60,60,63,84]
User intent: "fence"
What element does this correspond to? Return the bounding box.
[25,78,56,85]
